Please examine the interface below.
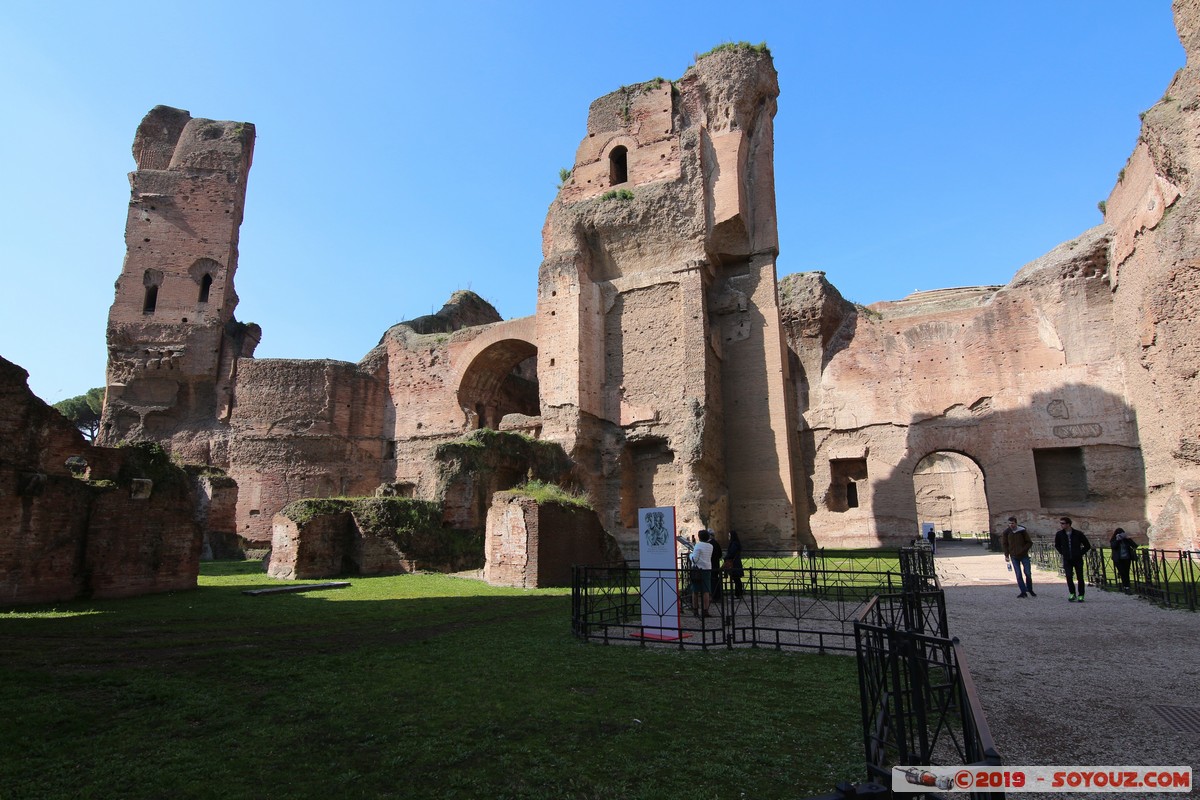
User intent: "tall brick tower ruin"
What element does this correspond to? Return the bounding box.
[99,106,259,465]
[538,47,804,548]
[89,31,1199,560]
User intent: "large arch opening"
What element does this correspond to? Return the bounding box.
[456,339,539,430]
[912,451,990,537]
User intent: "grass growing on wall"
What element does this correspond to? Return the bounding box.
[0,563,864,799]
[508,479,592,510]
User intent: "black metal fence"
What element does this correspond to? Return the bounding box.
[571,552,908,652]
[1030,542,1200,611]
[854,593,1002,798]
[571,547,1002,798]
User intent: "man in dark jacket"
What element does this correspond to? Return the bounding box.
[708,532,723,605]
[1053,516,1092,602]
[1002,517,1036,598]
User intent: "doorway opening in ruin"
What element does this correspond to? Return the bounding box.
[912,451,990,537]
[609,145,628,185]
[457,338,539,431]
[1032,446,1087,506]
[827,458,868,512]
[199,273,213,303]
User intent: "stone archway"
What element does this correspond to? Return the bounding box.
[456,338,539,430]
[912,451,990,536]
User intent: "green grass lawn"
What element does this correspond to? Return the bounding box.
[0,563,864,800]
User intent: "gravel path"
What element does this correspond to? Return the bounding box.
[934,541,1200,798]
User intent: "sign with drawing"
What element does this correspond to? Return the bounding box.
[636,507,681,640]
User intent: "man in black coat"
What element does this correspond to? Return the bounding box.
[1054,516,1092,602]
[708,531,723,605]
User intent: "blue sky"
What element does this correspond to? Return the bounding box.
[0,2,1184,404]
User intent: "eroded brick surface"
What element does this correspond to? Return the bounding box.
[74,22,1200,576]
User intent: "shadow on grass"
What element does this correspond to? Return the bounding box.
[0,565,865,800]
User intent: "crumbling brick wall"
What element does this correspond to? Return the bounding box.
[1,356,203,605]
[484,493,615,588]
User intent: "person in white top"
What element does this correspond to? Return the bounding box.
[689,530,714,617]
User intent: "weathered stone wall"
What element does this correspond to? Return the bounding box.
[782,226,1147,546]
[268,510,355,580]
[539,47,797,553]
[1,356,203,605]
[1100,0,1200,548]
[484,493,614,588]
[191,470,241,558]
[433,429,573,531]
[88,22,1200,566]
[100,106,258,465]
[229,358,388,544]
[268,497,482,579]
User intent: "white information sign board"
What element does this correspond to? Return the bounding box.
[636,507,681,640]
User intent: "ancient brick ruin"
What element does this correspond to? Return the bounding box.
[6,7,1198,601]
[1,357,203,604]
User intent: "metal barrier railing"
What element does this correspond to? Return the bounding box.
[855,600,1002,799]
[571,546,1001,798]
[851,549,1003,799]
[571,553,908,652]
[1030,542,1200,611]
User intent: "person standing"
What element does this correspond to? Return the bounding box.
[708,531,724,605]
[1054,517,1092,602]
[689,530,714,617]
[1109,528,1138,594]
[724,530,745,599]
[1001,517,1036,598]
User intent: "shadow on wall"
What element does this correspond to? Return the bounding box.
[863,383,1147,544]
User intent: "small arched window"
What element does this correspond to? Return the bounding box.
[198,274,213,303]
[142,268,163,315]
[609,145,628,185]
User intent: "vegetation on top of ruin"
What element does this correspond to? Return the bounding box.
[115,441,188,490]
[280,496,481,568]
[600,188,634,202]
[696,41,770,61]
[855,303,883,321]
[183,464,239,487]
[618,77,667,96]
[350,496,443,536]
[508,479,592,510]
[557,167,572,189]
[435,428,573,488]
[280,497,353,526]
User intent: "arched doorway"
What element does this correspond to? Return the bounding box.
[912,451,990,536]
[456,339,539,430]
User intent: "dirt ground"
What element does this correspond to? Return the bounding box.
[934,540,1200,799]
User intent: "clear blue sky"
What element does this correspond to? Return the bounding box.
[0,1,1184,404]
